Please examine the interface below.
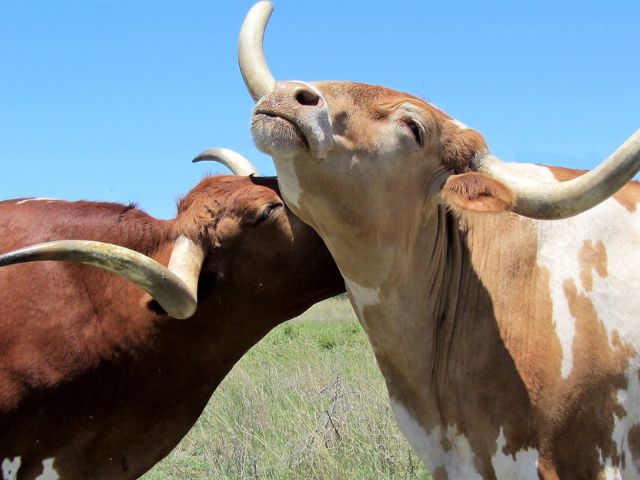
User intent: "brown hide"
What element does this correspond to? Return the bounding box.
[0,175,344,479]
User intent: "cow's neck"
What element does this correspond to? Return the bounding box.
[336,204,454,417]
[333,204,542,473]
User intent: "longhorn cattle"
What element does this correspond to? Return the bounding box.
[0,151,344,479]
[237,2,640,478]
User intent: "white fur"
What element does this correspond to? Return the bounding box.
[344,276,381,317]
[449,119,470,131]
[391,399,482,478]
[490,164,640,477]
[604,361,640,478]
[34,458,59,480]
[272,158,303,210]
[491,427,539,479]
[602,465,623,480]
[510,164,640,378]
[2,457,21,480]
[16,198,59,205]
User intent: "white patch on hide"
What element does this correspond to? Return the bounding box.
[602,361,640,478]
[390,399,482,479]
[601,466,623,480]
[344,276,381,317]
[523,164,640,378]
[2,457,21,480]
[35,458,59,480]
[491,427,539,479]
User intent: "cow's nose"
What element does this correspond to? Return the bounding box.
[294,87,321,107]
[268,81,333,159]
[274,81,324,109]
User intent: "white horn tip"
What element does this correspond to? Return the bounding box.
[192,147,260,177]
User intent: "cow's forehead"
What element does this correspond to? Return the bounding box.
[314,81,434,113]
[178,176,279,213]
[306,80,486,172]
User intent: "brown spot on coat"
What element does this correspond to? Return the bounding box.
[549,279,635,477]
[432,465,449,480]
[628,424,640,473]
[579,240,608,292]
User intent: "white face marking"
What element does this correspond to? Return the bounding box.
[273,158,303,210]
[34,458,59,480]
[526,164,640,378]
[15,198,59,205]
[2,457,21,480]
[491,427,539,479]
[390,399,482,479]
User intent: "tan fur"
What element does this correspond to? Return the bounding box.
[579,240,608,292]
[442,172,515,213]
[252,78,640,478]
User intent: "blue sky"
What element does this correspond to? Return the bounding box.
[1,1,638,219]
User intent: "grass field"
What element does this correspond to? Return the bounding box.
[142,296,432,479]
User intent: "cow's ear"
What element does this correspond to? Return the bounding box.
[441,172,515,213]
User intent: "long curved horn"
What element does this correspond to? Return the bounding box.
[238,1,276,101]
[192,147,260,176]
[472,130,640,219]
[0,236,205,320]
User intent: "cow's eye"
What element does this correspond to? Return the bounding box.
[254,202,283,227]
[403,119,424,147]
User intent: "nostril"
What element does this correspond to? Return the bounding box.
[295,89,321,107]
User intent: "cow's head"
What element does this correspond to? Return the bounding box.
[252,80,494,235]
[0,150,344,320]
[240,2,640,248]
[171,168,343,321]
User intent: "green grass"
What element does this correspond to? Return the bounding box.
[143,296,432,479]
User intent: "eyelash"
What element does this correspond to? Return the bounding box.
[254,203,283,227]
[403,119,424,147]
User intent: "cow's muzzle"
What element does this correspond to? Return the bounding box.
[253,81,334,159]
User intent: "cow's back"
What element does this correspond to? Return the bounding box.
[0,199,177,478]
[476,165,640,477]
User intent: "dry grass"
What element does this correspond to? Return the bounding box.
[142,296,432,479]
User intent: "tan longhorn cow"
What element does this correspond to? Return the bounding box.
[235,2,640,478]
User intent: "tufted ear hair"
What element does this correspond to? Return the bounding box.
[442,172,515,213]
[439,122,488,173]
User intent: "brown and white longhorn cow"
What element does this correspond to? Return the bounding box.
[237,2,640,478]
[0,151,344,480]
